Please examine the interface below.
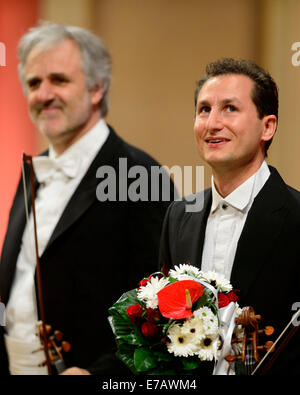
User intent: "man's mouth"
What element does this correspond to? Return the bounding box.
[205,138,230,146]
[37,106,63,118]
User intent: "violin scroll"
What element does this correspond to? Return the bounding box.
[225,306,275,374]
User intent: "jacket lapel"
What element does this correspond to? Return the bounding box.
[178,189,212,268]
[45,126,122,252]
[230,166,288,299]
[0,163,38,303]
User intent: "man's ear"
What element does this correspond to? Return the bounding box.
[261,114,277,143]
[90,84,103,106]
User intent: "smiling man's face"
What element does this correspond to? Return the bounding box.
[24,38,101,151]
[194,74,270,174]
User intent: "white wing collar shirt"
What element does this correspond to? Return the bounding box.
[201,160,270,280]
[4,120,109,374]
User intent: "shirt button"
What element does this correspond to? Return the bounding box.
[222,204,228,210]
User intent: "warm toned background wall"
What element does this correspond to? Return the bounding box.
[95,0,257,194]
[0,0,299,249]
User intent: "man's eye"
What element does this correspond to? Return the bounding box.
[225,105,236,112]
[27,79,40,90]
[52,75,69,84]
[199,106,210,114]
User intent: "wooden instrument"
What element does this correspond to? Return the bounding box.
[22,153,71,374]
[225,306,275,375]
[35,322,71,374]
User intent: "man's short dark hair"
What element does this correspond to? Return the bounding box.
[194,58,279,155]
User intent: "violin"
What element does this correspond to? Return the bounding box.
[22,153,71,374]
[34,322,71,374]
[225,306,275,375]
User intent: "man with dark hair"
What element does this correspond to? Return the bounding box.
[194,58,279,155]
[160,58,300,375]
[0,23,176,375]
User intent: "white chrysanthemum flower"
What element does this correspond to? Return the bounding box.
[199,271,232,292]
[137,276,169,308]
[196,334,220,361]
[193,306,219,335]
[169,264,201,280]
[167,324,199,357]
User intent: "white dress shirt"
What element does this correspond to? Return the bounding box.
[4,119,109,374]
[201,161,270,280]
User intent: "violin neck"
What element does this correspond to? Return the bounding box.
[245,344,257,375]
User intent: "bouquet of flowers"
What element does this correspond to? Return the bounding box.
[108,264,240,375]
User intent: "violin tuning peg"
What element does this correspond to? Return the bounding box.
[264,326,274,336]
[257,340,274,352]
[32,346,44,354]
[39,323,52,336]
[264,341,274,352]
[54,330,63,342]
[62,341,71,353]
[254,314,262,322]
[225,354,236,363]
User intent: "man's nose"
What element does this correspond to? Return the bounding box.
[206,108,223,132]
[34,81,55,103]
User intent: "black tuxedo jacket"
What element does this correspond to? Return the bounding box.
[159,166,300,375]
[0,125,176,375]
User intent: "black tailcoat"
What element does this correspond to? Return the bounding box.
[0,125,176,374]
[159,166,300,375]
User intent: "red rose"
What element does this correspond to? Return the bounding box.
[218,291,239,308]
[145,308,161,322]
[227,291,239,303]
[141,321,161,338]
[138,276,152,288]
[161,265,169,277]
[126,304,144,324]
[218,293,230,308]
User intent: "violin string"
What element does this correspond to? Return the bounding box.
[251,309,300,375]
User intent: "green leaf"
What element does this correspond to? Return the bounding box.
[182,357,201,370]
[108,314,149,346]
[109,289,140,320]
[147,368,178,375]
[168,276,178,283]
[116,343,137,374]
[193,289,213,311]
[134,348,157,372]
[152,349,174,363]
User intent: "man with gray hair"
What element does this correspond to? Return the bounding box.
[0,23,175,375]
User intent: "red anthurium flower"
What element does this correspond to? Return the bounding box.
[157,280,203,319]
